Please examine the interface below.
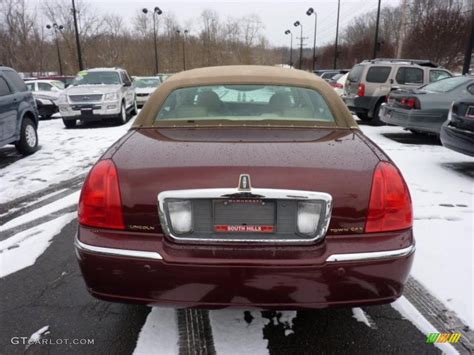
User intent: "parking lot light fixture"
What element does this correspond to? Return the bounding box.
[284,30,293,67]
[176,29,189,71]
[46,23,64,76]
[306,7,318,71]
[142,6,163,74]
[293,21,303,70]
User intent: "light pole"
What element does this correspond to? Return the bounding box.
[372,0,382,59]
[176,29,189,71]
[294,21,303,69]
[306,7,317,71]
[284,30,293,67]
[334,0,341,69]
[142,6,163,74]
[46,23,64,75]
[71,0,83,70]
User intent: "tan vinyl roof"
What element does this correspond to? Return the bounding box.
[133,65,358,129]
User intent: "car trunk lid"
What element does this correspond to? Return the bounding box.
[111,127,383,242]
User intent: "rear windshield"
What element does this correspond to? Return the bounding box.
[155,85,335,124]
[422,76,472,93]
[365,66,391,83]
[347,65,365,82]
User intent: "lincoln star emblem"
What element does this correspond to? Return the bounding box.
[238,174,251,191]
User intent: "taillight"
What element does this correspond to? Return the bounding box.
[399,97,421,109]
[331,82,343,89]
[365,161,412,233]
[357,83,365,97]
[78,159,125,230]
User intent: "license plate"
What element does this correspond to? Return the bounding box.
[213,199,275,233]
[214,225,274,233]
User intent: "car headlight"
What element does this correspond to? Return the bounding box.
[167,200,193,234]
[297,201,322,236]
[104,92,119,101]
[57,94,67,104]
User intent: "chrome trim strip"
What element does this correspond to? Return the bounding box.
[158,188,332,244]
[326,245,415,262]
[75,237,163,260]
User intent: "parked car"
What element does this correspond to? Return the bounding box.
[314,69,349,81]
[440,99,474,156]
[0,66,39,155]
[25,80,64,119]
[328,73,348,96]
[380,76,474,135]
[75,65,415,309]
[343,58,453,125]
[133,76,161,108]
[58,68,137,128]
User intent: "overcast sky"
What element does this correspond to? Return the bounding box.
[29,0,403,47]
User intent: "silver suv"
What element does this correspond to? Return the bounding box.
[58,68,137,128]
[342,59,452,125]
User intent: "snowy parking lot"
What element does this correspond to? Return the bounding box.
[0,115,472,354]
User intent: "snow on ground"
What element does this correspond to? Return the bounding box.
[0,212,76,277]
[0,190,79,231]
[209,310,269,355]
[361,124,474,327]
[133,307,179,355]
[352,308,377,329]
[0,117,135,205]
[392,296,458,354]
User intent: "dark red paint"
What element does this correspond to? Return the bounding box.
[77,126,414,308]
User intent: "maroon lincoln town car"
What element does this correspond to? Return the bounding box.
[75,65,414,309]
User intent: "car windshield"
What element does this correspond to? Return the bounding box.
[134,78,161,88]
[155,85,335,124]
[422,76,471,93]
[51,81,65,90]
[71,71,121,86]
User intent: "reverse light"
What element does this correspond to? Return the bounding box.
[365,162,412,233]
[78,159,125,229]
[357,83,365,97]
[167,200,193,234]
[297,201,322,236]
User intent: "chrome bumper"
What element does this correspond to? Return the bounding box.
[75,236,415,263]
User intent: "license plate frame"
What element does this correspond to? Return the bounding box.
[212,199,276,233]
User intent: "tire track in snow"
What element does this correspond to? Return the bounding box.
[0,191,80,241]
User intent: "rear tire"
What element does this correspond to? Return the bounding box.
[369,102,385,126]
[63,119,76,128]
[115,102,127,125]
[131,98,138,116]
[15,117,38,155]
